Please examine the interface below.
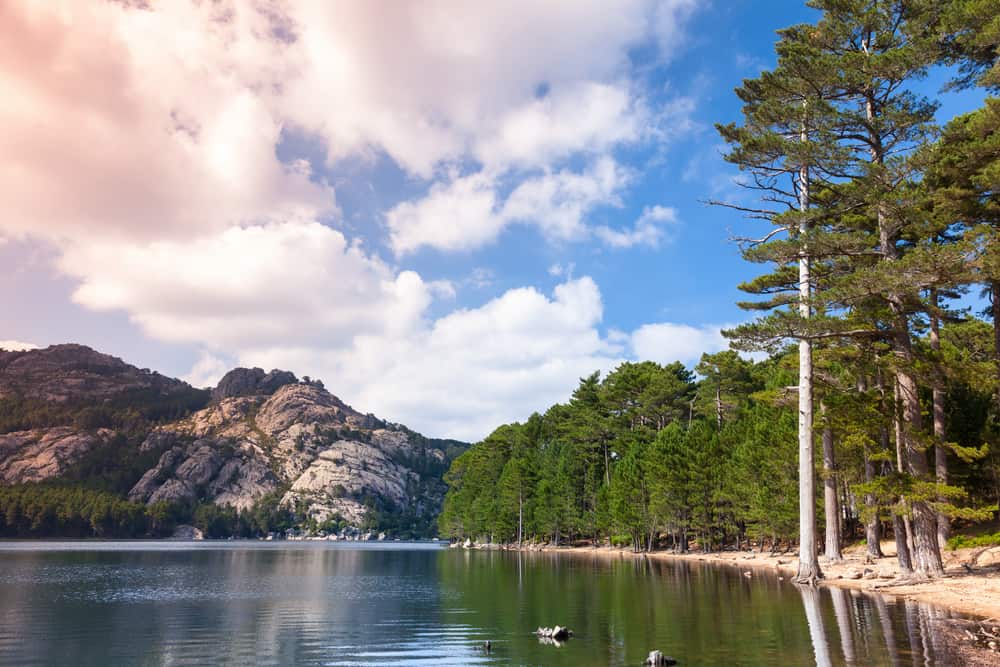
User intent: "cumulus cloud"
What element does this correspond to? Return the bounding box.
[388,158,634,254]
[281,1,690,175]
[630,322,728,365]
[595,205,678,249]
[183,351,232,389]
[219,277,626,441]
[0,1,334,244]
[0,1,710,441]
[474,82,643,169]
[57,222,434,350]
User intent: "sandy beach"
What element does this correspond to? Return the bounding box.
[501,540,1000,621]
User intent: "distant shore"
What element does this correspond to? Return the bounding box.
[462,540,1000,621]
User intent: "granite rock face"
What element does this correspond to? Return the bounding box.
[211,367,298,402]
[0,427,113,483]
[0,344,461,531]
[130,382,448,524]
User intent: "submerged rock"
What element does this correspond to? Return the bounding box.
[645,650,677,665]
[535,626,572,641]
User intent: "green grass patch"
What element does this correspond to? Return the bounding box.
[946,531,1000,551]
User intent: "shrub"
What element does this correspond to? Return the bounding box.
[946,532,1000,551]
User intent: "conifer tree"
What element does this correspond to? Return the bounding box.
[716,10,851,584]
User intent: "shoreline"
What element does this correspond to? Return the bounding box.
[478,540,1000,621]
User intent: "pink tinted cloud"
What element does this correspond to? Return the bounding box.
[0,1,333,243]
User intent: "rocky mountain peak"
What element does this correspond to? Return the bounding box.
[0,343,194,403]
[211,367,298,401]
[0,343,466,537]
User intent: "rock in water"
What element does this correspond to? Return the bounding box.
[535,626,572,641]
[645,650,678,665]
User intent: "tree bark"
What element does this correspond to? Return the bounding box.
[517,489,523,548]
[890,380,916,575]
[715,384,723,430]
[993,281,1000,419]
[858,374,884,559]
[895,346,944,576]
[929,289,950,549]
[893,513,914,574]
[867,79,943,577]
[821,402,842,561]
[864,453,884,559]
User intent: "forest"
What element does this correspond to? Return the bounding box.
[439,0,1000,583]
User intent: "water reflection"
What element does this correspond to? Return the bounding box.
[794,577,976,667]
[800,585,833,667]
[0,542,983,666]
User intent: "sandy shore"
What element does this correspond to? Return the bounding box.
[499,540,1000,621]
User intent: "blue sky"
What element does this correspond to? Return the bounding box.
[0,1,986,439]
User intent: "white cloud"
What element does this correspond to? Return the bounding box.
[0,2,697,247]
[0,340,39,352]
[0,1,334,244]
[388,158,633,254]
[595,205,677,248]
[57,222,432,350]
[548,262,575,278]
[503,158,632,241]
[466,268,495,289]
[230,277,625,441]
[183,351,232,389]
[386,172,503,254]
[630,322,728,365]
[281,1,691,176]
[474,82,643,169]
[0,1,710,442]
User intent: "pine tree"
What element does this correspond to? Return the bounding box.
[716,8,854,583]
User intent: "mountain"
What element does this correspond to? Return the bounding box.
[0,344,466,538]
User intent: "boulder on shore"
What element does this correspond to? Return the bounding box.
[169,524,204,540]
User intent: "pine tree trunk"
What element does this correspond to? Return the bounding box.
[796,110,821,585]
[890,380,919,575]
[517,490,523,548]
[868,83,942,577]
[893,514,914,574]
[715,385,723,430]
[859,374,884,559]
[864,453,884,559]
[821,402,842,561]
[896,358,944,576]
[929,289,949,549]
[993,281,1000,419]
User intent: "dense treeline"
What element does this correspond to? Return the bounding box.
[441,0,1000,580]
[439,344,998,552]
[0,483,295,539]
[0,386,210,436]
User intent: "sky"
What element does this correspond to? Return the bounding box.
[0,1,988,441]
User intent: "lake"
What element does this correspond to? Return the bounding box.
[0,541,976,666]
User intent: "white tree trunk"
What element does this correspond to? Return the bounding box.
[929,289,949,549]
[822,402,842,561]
[796,108,821,584]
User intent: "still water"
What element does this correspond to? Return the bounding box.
[0,541,975,666]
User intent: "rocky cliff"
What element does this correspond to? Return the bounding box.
[0,344,464,535]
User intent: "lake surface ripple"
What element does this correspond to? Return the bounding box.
[0,541,975,666]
